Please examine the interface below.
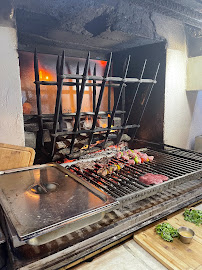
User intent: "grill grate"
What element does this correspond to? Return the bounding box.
[67,146,202,205]
[163,144,202,162]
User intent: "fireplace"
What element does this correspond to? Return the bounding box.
[19,51,111,115]
[1,0,202,151]
[19,42,166,163]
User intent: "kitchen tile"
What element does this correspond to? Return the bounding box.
[72,239,166,270]
[72,204,202,270]
[195,203,202,211]
[124,240,167,270]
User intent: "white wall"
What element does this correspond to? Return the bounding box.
[153,13,202,149]
[0,26,25,146]
[187,91,202,149]
[187,56,202,91]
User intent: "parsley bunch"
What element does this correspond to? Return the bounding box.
[183,209,202,226]
[155,223,179,242]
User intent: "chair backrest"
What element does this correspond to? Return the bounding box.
[0,143,35,171]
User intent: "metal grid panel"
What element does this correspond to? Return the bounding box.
[68,146,202,203]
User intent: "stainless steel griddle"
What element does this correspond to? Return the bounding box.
[0,164,118,246]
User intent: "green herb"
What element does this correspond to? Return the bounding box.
[183,208,202,226]
[155,222,179,242]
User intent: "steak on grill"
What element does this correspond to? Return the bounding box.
[76,161,96,171]
[139,173,169,185]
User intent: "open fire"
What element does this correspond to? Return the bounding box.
[20,49,160,162]
[19,51,112,115]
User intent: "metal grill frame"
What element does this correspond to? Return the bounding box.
[9,179,202,270]
[66,144,202,208]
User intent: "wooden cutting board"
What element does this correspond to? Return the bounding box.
[134,208,202,270]
[0,143,35,171]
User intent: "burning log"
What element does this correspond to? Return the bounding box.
[52,153,64,162]
[83,116,93,130]
[104,141,114,148]
[74,138,89,147]
[58,148,71,155]
[68,147,101,159]
[64,121,73,131]
[120,134,131,142]
[55,140,70,150]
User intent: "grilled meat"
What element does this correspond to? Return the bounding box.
[76,161,96,171]
[116,149,154,164]
[139,173,169,185]
[97,168,108,176]
[75,149,154,178]
[96,157,110,167]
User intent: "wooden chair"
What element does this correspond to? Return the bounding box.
[0,143,35,171]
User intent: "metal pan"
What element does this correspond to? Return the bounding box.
[0,164,118,245]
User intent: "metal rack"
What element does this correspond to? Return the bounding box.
[34,50,160,158]
[67,145,202,205]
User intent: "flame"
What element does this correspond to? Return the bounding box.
[95,140,103,144]
[98,118,108,130]
[39,69,52,81]
[81,140,104,150]
[98,181,103,185]
[99,60,107,67]
[81,145,89,150]
[63,158,76,163]
[83,116,93,129]
[102,123,107,128]
[110,125,116,132]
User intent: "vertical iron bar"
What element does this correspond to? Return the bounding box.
[76,62,80,130]
[88,52,113,148]
[93,64,96,112]
[104,55,131,147]
[69,52,90,154]
[116,59,147,144]
[34,48,44,148]
[51,51,65,157]
[56,56,63,132]
[76,62,80,111]
[131,63,160,141]
[121,85,125,125]
[108,66,112,127]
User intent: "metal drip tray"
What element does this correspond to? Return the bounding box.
[0,164,118,244]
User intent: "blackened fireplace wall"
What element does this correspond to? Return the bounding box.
[113,42,166,145]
